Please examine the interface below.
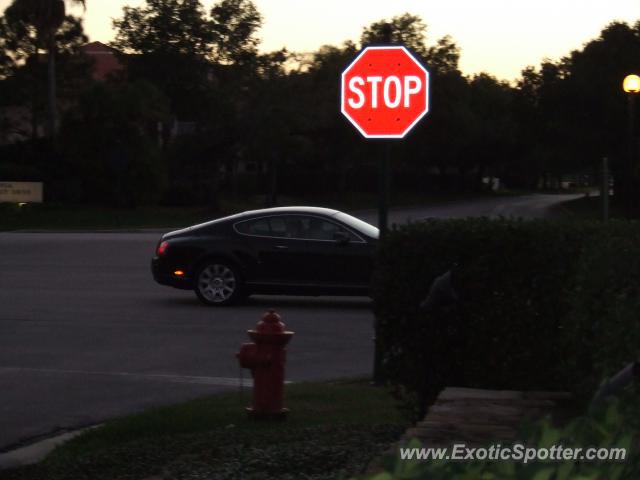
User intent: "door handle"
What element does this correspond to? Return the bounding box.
[275,245,289,249]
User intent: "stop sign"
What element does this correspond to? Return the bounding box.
[341,46,430,139]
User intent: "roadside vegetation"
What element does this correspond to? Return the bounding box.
[0,381,409,480]
[3,1,640,214]
[375,218,640,414]
[368,217,640,478]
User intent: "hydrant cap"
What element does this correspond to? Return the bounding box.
[256,309,286,334]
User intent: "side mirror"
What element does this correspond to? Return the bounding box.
[333,231,350,245]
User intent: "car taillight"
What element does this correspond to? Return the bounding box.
[157,241,169,256]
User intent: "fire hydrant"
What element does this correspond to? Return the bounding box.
[236,309,294,419]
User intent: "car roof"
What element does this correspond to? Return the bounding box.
[163,206,379,240]
[188,206,341,231]
[238,206,340,218]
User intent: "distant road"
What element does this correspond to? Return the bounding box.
[0,193,580,452]
[355,193,584,226]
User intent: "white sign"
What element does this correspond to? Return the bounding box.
[0,182,43,203]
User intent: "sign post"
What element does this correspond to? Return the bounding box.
[341,45,430,231]
[341,45,430,383]
[379,143,390,235]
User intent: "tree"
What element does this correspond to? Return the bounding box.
[361,13,428,56]
[4,0,86,140]
[112,0,214,119]
[0,12,87,141]
[361,14,461,76]
[210,0,262,64]
[465,74,515,188]
[426,35,460,75]
[112,0,213,57]
[59,80,170,205]
[0,12,37,78]
[562,21,640,205]
[513,20,640,203]
[292,42,361,194]
[112,0,263,120]
[112,0,267,207]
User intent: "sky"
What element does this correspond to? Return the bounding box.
[1,0,638,81]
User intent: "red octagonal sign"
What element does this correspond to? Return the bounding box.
[341,46,430,139]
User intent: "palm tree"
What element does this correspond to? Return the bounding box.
[5,0,85,140]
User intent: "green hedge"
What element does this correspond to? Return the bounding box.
[373,219,640,413]
[566,224,640,396]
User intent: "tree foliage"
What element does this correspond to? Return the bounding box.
[512,20,640,198]
[3,2,640,208]
[4,0,86,138]
[210,0,262,64]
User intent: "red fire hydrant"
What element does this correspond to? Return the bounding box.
[236,310,294,419]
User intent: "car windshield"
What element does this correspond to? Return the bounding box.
[333,212,379,239]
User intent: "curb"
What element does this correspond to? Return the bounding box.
[0,426,100,471]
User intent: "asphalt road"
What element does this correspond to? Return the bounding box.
[0,193,581,451]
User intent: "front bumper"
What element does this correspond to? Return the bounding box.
[151,257,192,290]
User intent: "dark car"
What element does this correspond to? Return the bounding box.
[151,206,379,305]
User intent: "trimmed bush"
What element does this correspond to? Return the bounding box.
[374,219,640,414]
[566,223,640,396]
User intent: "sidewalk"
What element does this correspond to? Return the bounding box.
[401,387,573,448]
[0,427,97,470]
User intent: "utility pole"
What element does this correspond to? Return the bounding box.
[602,157,609,223]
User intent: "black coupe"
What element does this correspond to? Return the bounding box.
[151,207,379,305]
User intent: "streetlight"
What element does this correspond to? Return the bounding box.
[623,74,640,94]
[623,74,640,212]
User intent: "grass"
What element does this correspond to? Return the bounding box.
[0,190,509,231]
[0,380,410,480]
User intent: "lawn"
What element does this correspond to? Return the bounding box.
[0,381,410,480]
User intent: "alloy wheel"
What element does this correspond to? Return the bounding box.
[197,264,237,303]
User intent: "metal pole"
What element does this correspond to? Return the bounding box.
[373,24,393,385]
[602,157,609,223]
[628,95,635,213]
[378,143,391,235]
[378,22,393,237]
[373,143,391,385]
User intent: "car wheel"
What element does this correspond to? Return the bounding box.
[194,261,243,306]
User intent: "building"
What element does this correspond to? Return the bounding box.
[79,41,125,81]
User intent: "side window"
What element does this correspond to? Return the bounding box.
[284,216,310,239]
[305,217,359,241]
[235,218,270,236]
[236,215,361,241]
[235,216,301,238]
[268,217,288,237]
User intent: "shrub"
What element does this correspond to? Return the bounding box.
[565,223,640,396]
[374,219,639,415]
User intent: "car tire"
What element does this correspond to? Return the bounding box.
[193,260,244,306]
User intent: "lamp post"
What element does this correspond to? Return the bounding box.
[623,74,640,212]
